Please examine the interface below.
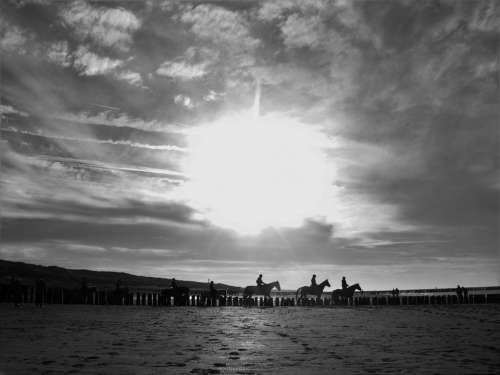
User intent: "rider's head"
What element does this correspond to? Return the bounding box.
[313,274,316,277]
[259,274,262,277]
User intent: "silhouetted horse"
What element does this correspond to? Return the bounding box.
[296,279,331,301]
[243,281,281,298]
[200,289,226,305]
[162,286,190,305]
[331,283,362,304]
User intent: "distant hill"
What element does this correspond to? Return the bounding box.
[0,259,242,292]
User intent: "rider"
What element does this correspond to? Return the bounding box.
[171,278,178,289]
[310,274,317,288]
[209,280,216,294]
[342,276,348,291]
[256,274,264,287]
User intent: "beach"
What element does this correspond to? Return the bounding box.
[1,304,499,374]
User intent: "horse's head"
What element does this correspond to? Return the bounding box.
[353,283,362,291]
[323,279,331,288]
[275,281,281,291]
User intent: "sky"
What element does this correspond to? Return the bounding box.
[0,0,498,290]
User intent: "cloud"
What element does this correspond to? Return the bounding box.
[12,0,51,6]
[156,46,217,80]
[280,13,324,49]
[114,70,144,87]
[203,90,225,102]
[174,94,194,109]
[0,23,29,54]
[2,127,186,152]
[73,46,124,76]
[178,4,259,67]
[258,0,328,22]
[469,0,499,32]
[54,111,185,133]
[1,141,190,230]
[60,1,141,52]
[156,60,207,80]
[47,43,143,87]
[46,41,72,67]
[0,104,29,118]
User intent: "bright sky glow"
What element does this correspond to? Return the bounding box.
[183,111,335,234]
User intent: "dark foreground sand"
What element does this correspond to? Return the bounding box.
[1,304,499,374]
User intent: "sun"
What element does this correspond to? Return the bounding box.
[182,110,333,235]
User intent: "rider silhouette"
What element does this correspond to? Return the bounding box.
[209,281,216,293]
[171,278,178,289]
[256,274,264,287]
[311,274,317,288]
[342,276,348,290]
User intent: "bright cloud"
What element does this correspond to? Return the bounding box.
[174,94,194,109]
[73,46,123,76]
[60,1,141,51]
[114,70,143,86]
[156,60,208,80]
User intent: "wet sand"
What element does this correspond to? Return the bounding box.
[1,304,499,374]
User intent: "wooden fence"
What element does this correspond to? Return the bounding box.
[1,284,499,307]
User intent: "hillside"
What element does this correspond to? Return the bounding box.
[0,259,241,292]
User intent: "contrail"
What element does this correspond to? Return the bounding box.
[1,127,187,152]
[90,103,120,111]
[252,78,261,118]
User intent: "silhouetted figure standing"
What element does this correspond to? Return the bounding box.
[35,278,46,307]
[256,274,264,287]
[171,278,178,289]
[342,276,348,291]
[456,284,463,303]
[462,286,468,303]
[209,281,216,294]
[310,274,317,288]
[209,280,217,304]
